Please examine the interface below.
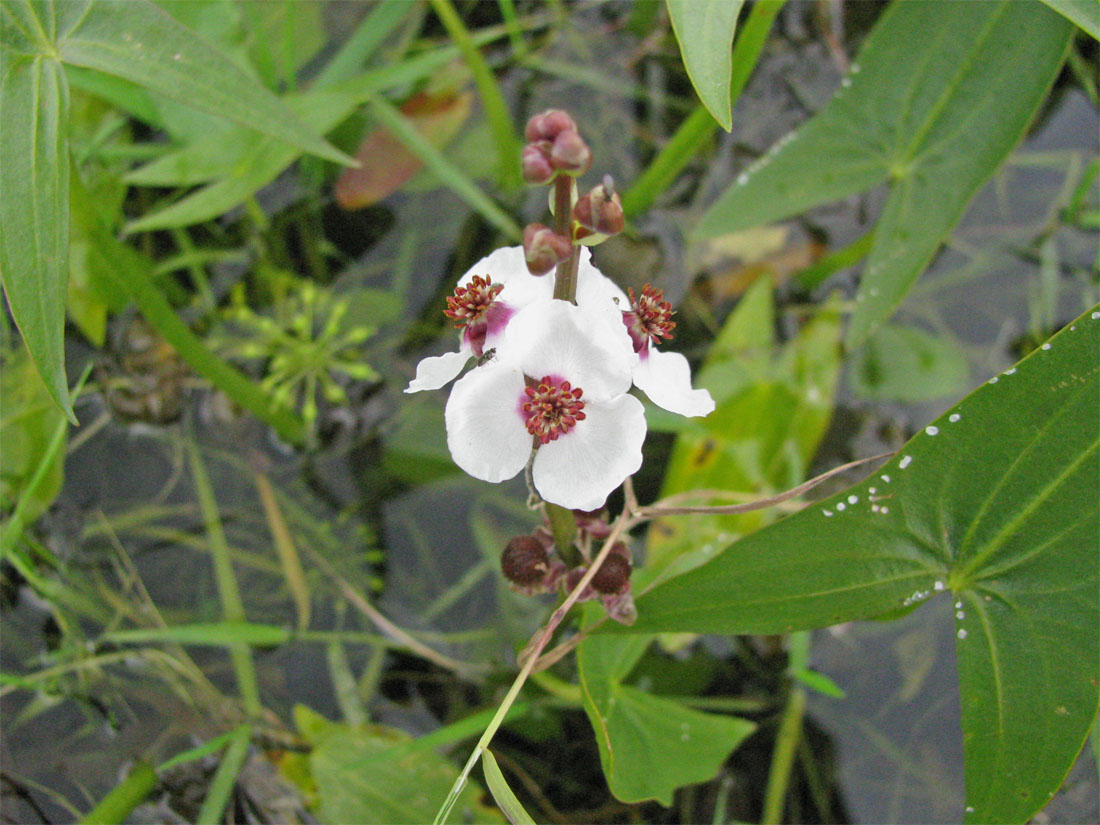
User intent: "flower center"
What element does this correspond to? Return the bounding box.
[444,275,503,328]
[522,376,586,444]
[623,284,676,352]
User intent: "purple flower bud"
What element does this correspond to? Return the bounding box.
[573,180,624,236]
[549,130,592,176]
[501,535,549,586]
[523,224,572,276]
[521,144,555,185]
[524,109,577,143]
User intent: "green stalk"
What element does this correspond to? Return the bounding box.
[428,0,521,190]
[621,0,787,216]
[188,440,261,717]
[433,516,631,824]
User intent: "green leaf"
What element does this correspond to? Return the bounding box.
[482,751,536,825]
[54,0,352,165]
[693,1,1073,348]
[666,0,745,131]
[1039,0,1100,39]
[0,347,67,523]
[78,761,157,825]
[309,723,505,824]
[640,280,843,591]
[622,307,1100,824]
[850,322,971,402]
[578,626,755,805]
[0,51,74,420]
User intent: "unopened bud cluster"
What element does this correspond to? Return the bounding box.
[500,509,636,625]
[520,110,625,277]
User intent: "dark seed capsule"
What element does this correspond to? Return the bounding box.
[591,553,631,594]
[501,536,549,586]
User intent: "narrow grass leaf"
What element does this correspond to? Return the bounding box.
[196,724,251,825]
[313,0,415,88]
[0,53,73,419]
[189,440,261,715]
[666,0,744,131]
[482,750,536,825]
[428,0,520,189]
[78,761,157,825]
[254,471,311,631]
[104,622,292,648]
[367,95,521,239]
[55,0,352,165]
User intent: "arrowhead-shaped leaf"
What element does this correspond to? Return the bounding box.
[618,307,1100,823]
[693,1,1073,347]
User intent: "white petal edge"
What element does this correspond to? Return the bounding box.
[633,348,715,417]
[459,245,553,307]
[405,349,472,393]
[445,361,532,483]
[532,394,646,510]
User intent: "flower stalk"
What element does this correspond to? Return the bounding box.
[551,174,580,304]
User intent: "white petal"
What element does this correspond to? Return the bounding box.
[445,361,532,483]
[506,301,635,399]
[633,348,715,417]
[459,245,553,308]
[575,247,629,308]
[532,394,646,510]
[405,349,472,393]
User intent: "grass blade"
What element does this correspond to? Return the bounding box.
[482,750,536,825]
[78,761,157,825]
[195,724,252,825]
[367,94,521,239]
[428,0,521,190]
[56,0,352,165]
[254,471,311,631]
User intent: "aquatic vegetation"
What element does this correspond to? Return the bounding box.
[0,2,1096,824]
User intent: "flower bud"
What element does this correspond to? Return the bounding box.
[501,535,549,587]
[591,553,631,594]
[523,223,572,275]
[524,109,577,143]
[549,130,592,176]
[521,144,555,185]
[573,179,624,236]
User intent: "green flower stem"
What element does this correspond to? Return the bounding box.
[551,175,580,303]
[433,513,631,825]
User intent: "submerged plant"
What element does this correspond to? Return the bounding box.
[216,277,378,435]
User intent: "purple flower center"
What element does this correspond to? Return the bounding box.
[446,275,512,356]
[522,375,586,444]
[622,284,676,353]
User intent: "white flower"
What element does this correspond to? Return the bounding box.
[405,246,553,393]
[445,300,645,510]
[620,284,714,418]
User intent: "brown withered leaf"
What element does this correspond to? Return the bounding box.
[333,89,472,210]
